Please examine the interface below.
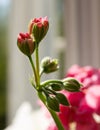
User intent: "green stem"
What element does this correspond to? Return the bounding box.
[28,55,37,85]
[38,92,65,130]
[35,44,40,86]
[41,79,63,87]
[48,109,65,130]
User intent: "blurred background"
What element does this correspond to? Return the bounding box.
[0,0,100,129]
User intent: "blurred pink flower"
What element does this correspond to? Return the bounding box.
[76,121,100,130]
[66,65,100,89]
[85,85,100,115]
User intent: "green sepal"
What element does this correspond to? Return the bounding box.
[63,82,80,92]
[63,78,82,92]
[17,40,30,56]
[56,93,70,106]
[51,83,64,91]
[32,24,43,43]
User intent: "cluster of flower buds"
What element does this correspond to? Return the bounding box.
[17,17,49,56]
[40,77,82,112]
[17,17,86,130]
[41,81,70,112]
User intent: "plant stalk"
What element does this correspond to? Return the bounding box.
[38,92,65,130]
[41,79,63,87]
[35,44,40,86]
[28,55,37,85]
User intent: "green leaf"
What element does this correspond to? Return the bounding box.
[47,96,60,112]
[56,93,70,106]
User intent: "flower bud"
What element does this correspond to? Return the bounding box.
[28,16,49,43]
[41,57,59,73]
[56,93,70,106]
[63,77,82,92]
[47,96,60,112]
[51,83,64,91]
[17,33,35,56]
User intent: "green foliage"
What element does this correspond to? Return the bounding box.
[0,23,7,129]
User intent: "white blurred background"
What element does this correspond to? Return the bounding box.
[0,0,100,129]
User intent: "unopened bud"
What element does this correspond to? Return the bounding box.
[47,96,59,112]
[28,16,49,43]
[41,57,59,73]
[56,93,70,106]
[17,33,35,56]
[51,83,64,91]
[63,77,82,92]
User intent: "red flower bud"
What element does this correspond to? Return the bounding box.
[17,32,35,56]
[28,16,49,43]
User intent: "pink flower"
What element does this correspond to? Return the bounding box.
[66,65,100,89]
[76,121,100,130]
[59,105,75,129]
[85,85,100,115]
[28,16,49,43]
[17,32,35,56]
[47,124,58,130]
[57,91,85,128]
[75,99,94,124]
